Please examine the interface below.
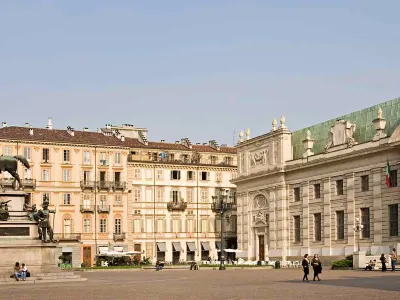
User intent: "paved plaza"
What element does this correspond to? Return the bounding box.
[1,269,399,300]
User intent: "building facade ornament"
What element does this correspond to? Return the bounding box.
[302,130,315,158]
[249,149,268,168]
[271,118,277,131]
[280,115,286,128]
[253,210,268,224]
[372,107,387,141]
[324,119,357,152]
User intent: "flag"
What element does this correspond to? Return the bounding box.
[386,160,391,188]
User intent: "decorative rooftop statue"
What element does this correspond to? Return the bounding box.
[0,155,30,190]
[324,120,357,152]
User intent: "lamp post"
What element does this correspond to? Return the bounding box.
[212,189,233,271]
[353,217,364,252]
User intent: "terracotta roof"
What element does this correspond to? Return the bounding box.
[0,126,236,154]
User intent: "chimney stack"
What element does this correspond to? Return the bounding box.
[67,126,75,136]
[121,136,125,142]
[29,125,33,136]
[2,122,7,128]
[83,127,88,132]
[161,140,165,143]
[25,123,29,128]
[46,117,53,130]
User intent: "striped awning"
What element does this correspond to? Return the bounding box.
[157,242,167,252]
[201,242,210,251]
[172,242,183,252]
[215,241,222,250]
[187,242,196,252]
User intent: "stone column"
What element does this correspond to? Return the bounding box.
[275,185,289,260]
[322,178,332,256]
[345,173,356,255]
[371,168,383,255]
[301,181,310,256]
[268,190,277,250]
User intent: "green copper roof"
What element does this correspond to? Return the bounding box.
[291,97,400,160]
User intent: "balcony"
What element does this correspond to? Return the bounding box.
[53,233,81,241]
[97,181,112,190]
[0,178,14,189]
[80,205,95,213]
[113,181,126,190]
[21,179,36,190]
[113,232,126,242]
[80,180,95,190]
[167,201,187,211]
[97,205,110,214]
[128,154,236,167]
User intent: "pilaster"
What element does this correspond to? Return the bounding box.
[301,181,310,255]
[345,173,356,255]
[275,185,289,260]
[322,177,332,256]
[371,167,383,254]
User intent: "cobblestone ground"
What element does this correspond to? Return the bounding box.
[1,269,399,300]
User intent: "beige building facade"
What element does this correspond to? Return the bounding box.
[233,98,400,263]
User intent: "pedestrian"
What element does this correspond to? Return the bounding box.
[380,254,387,272]
[311,254,322,281]
[390,248,397,272]
[13,262,21,281]
[302,254,309,282]
[20,263,27,281]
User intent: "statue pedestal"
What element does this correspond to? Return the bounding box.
[0,191,59,276]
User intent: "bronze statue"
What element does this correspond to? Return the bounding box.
[37,198,55,243]
[0,200,11,221]
[0,155,30,190]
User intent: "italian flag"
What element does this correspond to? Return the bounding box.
[386,160,391,188]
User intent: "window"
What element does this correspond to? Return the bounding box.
[187,171,195,181]
[99,152,107,165]
[100,219,107,233]
[156,169,163,180]
[389,204,398,236]
[63,169,70,182]
[390,170,398,187]
[83,219,91,233]
[171,170,181,180]
[63,193,71,205]
[156,188,164,202]
[100,195,107,207]
[83,194,91,208]
[201,190,209,203]
[134,189,141,202]
[294,187,301,201]
[42,192,50,204]
[133,169,141,179]
[114,153,121,165]
[187,188,194,203]
[336,211,345,240]
[171,191,179,203]
[114,218,121,235]
[200,171,209,181]
[24,168,31,179]
[23,147,31,160]
[225,157,233,165]
[42,169,50,181]
[216,172,222,182]
[83,151,91,164]
[314,213,322,241]
[201,219,208,233]
[361,175,369,192]
[336,180,344,195]
[114,194,122,206]
[63,150,70,163]
[172,219,180,232]
[3,146,12,156]
[83,171,91,183]
[155,219,164,233]
[133,219,141,233]
[114,172,121,183]
[314,184,321,199]
[63,218,72,234]
[187,219,194,233]
[42,148,50,162]
[145,169,152,179]
[134,210,141,215]
[360,208,370,238]
[294,216,301,242]
[169,153,175,161]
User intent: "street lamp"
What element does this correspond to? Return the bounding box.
[212,189,233,271]
[353,217,364,252]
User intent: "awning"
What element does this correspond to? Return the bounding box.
[187,242,196,252]
[201,242,210,251]
[172,242,183,252]
[114,246,124,252]
[215,241,222,250]
[62,247,73,253]
[157,242,167,252]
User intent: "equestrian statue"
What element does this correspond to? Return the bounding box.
[0,155,30,190]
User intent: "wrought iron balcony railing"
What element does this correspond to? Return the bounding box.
[0,179,36,190]
[97,205,110,214]
[21,179,36,189]
[53,233,81,241]
[167,201,188,211]
[113,181,126,190]
[80,181,96,190]
[113,232,126,242]
[97,181,112,190]
[80,205,95,213]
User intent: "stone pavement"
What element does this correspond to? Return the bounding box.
[0,269,399,300]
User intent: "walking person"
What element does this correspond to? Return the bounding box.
[380,254,387,272]
[302,254,310,282]
[311,254,322,281]
[390,248,397,272]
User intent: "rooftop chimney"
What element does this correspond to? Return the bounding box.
[67,126,75,136]
[161,140,165,143]
[121,136,125,142]
[2,122,7,128]
[175,141,179,144]
[105,124,111,129]
[83,127,88,132]
[25,123,29,128]
[46,117,53,130]
[29,125,33,136]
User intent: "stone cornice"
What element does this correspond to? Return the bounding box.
[236,128,291,149]
[128,161,237,171]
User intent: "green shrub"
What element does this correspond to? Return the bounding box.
[331,259,353,269]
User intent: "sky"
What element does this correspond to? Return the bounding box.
[1,1,399,146]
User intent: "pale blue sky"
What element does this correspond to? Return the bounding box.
[1,1,399,145]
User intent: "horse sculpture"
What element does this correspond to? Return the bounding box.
[0,155,30,189]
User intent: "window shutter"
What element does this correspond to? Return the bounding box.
[178,171,181,180]
[141,219,144,233]
[170,171,173,180]
[170,191,173,202]
[179,191,182,201]
[164,219,167,233]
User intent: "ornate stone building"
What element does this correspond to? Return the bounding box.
[0,120,237,266]
[233,98,400,263]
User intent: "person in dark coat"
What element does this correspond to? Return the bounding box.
[380,254,387,272]
[302,254,310,282]
[311,254,322,281]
